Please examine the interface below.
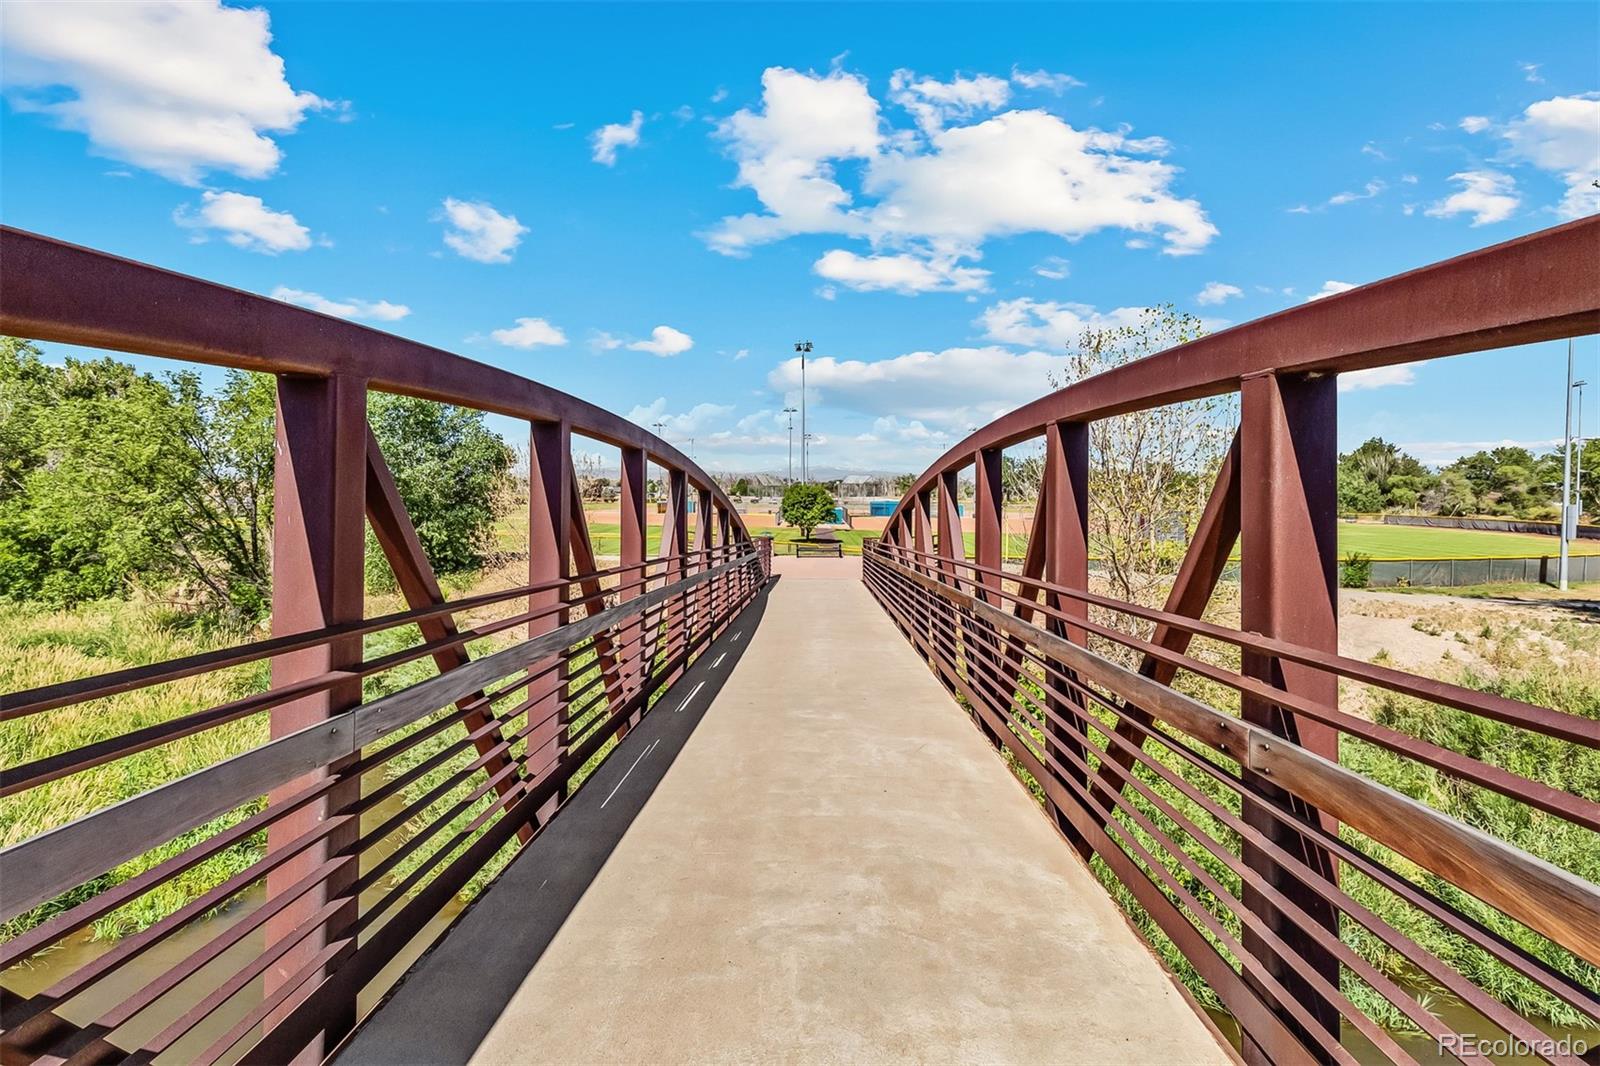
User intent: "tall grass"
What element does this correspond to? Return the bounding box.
[0,598,271,938]
[0,564,539,942]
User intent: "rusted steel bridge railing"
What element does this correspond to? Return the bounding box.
[866,217,1600,1065]
[0,228,769,1064]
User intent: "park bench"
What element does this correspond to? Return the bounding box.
[794,539,844,558]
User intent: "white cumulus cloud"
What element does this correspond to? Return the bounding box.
[591,110,643,165]
[1426,170,1520,226]
[174,190,310,253]
[1195,281,1242,306]
[813,249,989,294]
[859,110,1213,255]
[490,317,568,348]
[888,69,1010,134]
[627,326,694,357]
[626,397,733,435]
[977,297,1150,349]
[1338,366,1417,392]
[1459,115,1492,134]
[767,344,1074,430]
[1307,280,1358,301]
[703,65,1215,294]
[271,286,409,321]
[438,197,527,263]
[1501,93,1600,219]
[1010,67,1085,93]
[0,0,330,183]
[1033,256,1071,280]
[707,67,883,257]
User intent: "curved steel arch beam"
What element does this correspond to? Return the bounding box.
[0,225,750,537]
[889,215,1600,525]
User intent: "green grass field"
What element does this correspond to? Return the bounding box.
[505,507,1596,562]
[1333,523,1600,560]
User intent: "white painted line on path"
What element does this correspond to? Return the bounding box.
[601,738,660,808]
[675,681,706,714]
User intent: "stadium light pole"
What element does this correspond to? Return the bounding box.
[1560,341,1574,591]
[1576,380,1587,530]
[782,406,798,484]
[794,341,812,482]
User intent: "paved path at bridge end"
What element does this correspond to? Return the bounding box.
[339,556,1234,1065]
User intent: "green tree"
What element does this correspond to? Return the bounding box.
[167,370,276,617]
[1579,439,1600,518]
[1442,446,1556,517]
[1337,466,1383,514]
[0,343,512,618]
[1047,305,1233,608]
[1337,438,1434,513]
[367,392,514,576]
[779,482,836,540]
[1423,469,1477,516]
[731,477,751,496]
[0,347,195,605]
[893,473,916,495]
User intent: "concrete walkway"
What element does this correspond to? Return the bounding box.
[339,558,1232,1065]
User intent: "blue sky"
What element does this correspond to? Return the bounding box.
[2,1,1596,474]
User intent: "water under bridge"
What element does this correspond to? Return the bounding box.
[1,219,1597,1066]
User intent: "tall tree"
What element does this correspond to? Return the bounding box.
[0,344,513,617]
[367,391,514,575]
[1337,438,1434,512]
[1047,306,1235,607]
[779,482,836,540]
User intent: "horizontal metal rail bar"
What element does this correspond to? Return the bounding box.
[864,557,1598,1059]
[922,591,1581,1060]
[2,554,767,1063]
[0,548,739,797]
[882,543,1598,749]
[875,544,1600,832]
[868,550,1600,968]
[0,547,733,722]
[0,551,757,917]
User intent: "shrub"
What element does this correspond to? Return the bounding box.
[1340,551,1372,588]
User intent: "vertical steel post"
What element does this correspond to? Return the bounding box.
[618,446,648,732]
[935,468,964,586]
[1560,339,1575,590]
[645,468,688,694]
[1239,371,1341,1061]
[527,419,571,820]
[755,533,772,581]
[1043,422,1089,644]
[911,489,934,566]
[666,470,689,580]
[972,448,1004,604]
[1042,421,1092,853]
[911,490,936,662]
[696,486,714,639]
[716,504,734,614]
[266,372,366,1062]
